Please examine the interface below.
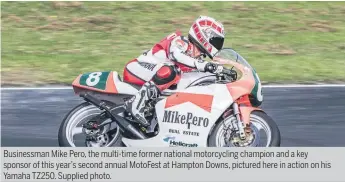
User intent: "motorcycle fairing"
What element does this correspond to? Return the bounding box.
[214,56,264,125]
[121,83,235,147]
[213,49,263,107]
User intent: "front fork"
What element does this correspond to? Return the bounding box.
[231,95,261,140]
[232,102,247,139]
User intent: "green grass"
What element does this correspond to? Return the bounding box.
[1,1,345,85]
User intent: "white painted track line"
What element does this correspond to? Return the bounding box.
[1,84,345,90]
[262,84,345,88]
[1,87,71,90]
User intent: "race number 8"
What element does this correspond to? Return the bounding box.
[86,72,102,86]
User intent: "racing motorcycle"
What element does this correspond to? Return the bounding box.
[58,48,281,147]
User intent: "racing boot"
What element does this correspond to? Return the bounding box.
[124,81,160,126]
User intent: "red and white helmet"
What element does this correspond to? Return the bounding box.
[188,16,225,59]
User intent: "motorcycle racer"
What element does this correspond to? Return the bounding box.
[123,16,226,126]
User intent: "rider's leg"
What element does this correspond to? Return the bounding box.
[123,59,156,85]
[124,64,181,126]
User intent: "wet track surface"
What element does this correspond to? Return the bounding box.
[1,87,345,147]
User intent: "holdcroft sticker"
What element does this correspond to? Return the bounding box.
[163,136,198,147]
[162,110,209,128]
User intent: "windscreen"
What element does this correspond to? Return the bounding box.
[214,48,254,71]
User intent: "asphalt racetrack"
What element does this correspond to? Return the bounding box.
[1,85,345,147]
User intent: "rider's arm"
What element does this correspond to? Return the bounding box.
[168,36,210,72]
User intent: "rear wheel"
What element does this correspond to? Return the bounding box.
[58,102,124,147]
[208,111,281,147]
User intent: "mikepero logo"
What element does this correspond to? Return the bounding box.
[162,110,210,129]
[163,136,198,147]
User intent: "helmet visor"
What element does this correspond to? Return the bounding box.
[209,36,224,50]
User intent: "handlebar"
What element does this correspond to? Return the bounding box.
[222,68,236,76]
[217,67,237,82]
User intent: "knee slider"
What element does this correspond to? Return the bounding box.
[152,65,180,85]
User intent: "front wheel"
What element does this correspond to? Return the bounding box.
[208,111,281,147]
[58,102,124,147]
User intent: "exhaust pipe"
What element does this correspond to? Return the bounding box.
[80,93,147,140]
